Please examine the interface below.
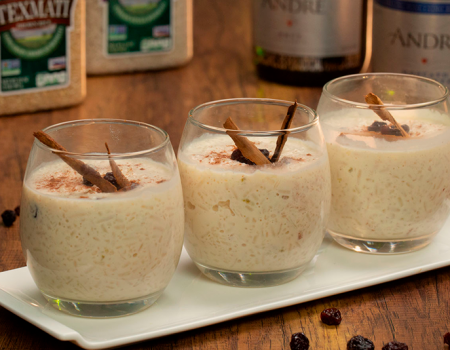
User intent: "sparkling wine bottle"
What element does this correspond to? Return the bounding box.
[252,0,369,86]
[372,0,450,86]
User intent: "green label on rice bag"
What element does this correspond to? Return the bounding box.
[0,0,78,95]
[105,0,172,56]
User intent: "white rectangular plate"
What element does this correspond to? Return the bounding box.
[1,223,450,350]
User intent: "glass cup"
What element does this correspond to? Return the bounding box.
[177,98,331,287]
[20,119,184,317]
[317,73,450,254]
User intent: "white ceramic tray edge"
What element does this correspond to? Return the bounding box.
[0,259,446,350]
[0,286,79,341]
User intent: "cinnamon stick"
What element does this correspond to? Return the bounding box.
[223,117,271,165]
[365,93,410,138]
[33,131,117,193]
[105,142,131,190]
[271,101,298,163]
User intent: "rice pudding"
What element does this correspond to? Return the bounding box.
[178,135,331,273]
[20,158,184,302]
[322,109,450,241]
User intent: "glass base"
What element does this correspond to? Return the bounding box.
[42,290,163,318]
[328,230,436,254]
[194,262,307,288]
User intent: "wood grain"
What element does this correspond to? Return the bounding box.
[0,0,449,349]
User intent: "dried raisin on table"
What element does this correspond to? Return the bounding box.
[14,206,20,216]
[320,307,342,325]
[290,332,309,350]
[347,335,375,350]
[444,332,450,345]
[382,341,408,350]
[1,210,16,227]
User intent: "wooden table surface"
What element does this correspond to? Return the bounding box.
[0,1,449,349]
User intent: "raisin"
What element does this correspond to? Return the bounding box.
[230,149,251,164]
[380,125,400,136]
[382,341,408,350]
[290,332,309,350]
[347,335,375,350]
[380,124,410,136]
[320,307,342,325]
[103,172,119,188]
[380,125,392,135]
[230,148,270,165]
[260,149,270,158]
[444,332,450,345]
[368,121,387,132]
[1,210,16,227]
[82,177,93,187]
[14,206,20,216]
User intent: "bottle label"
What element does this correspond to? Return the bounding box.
[0,0,77,95]
[102,0,173,57]
[372,0,450,86]
[253,0,363,57]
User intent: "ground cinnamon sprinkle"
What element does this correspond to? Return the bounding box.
[42,177,65,191]
[204,149,234,165]
[36,172,102,194]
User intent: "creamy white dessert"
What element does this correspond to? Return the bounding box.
[178,135,331,272]
[20,158,184,302]
[322,108,450,240]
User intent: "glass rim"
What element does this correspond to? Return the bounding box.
[322,73,450,110]
[36,119,170,159]
[188,98,319,136]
